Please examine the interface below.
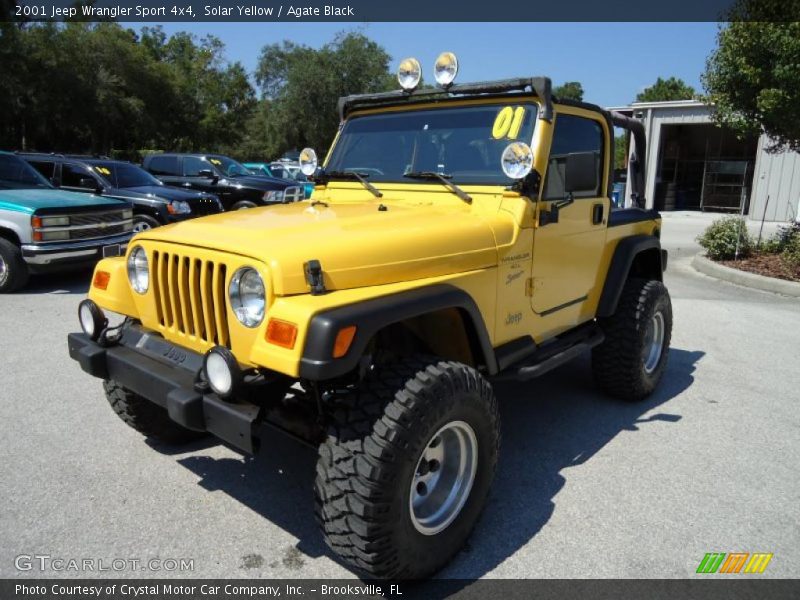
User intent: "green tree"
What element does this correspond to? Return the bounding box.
[636,77,696,102]
[553,81,584,101]
[253,32,394,159]
[702,1,800,151]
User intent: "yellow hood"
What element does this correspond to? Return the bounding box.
[136,199,504,295]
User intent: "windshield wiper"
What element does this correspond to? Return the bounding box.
[403,171,472,204]
[325,170,383,198]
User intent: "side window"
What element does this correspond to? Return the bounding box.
[183,157,208,177]
[543,114,604,200]
[147,155,179,176]
[61,164,97,190]
[29,161,55,180]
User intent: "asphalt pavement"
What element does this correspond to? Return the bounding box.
[1,212,798,580]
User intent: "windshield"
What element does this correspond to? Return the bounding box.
[93,162,162,188]
[0,155,53,190]
[208,155,251,178]
[325,102,537,185]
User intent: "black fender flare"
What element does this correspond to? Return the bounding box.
[597,235,665,318]
[298,284,497,381]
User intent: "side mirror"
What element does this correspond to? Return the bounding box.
[565,151,599,194]
[78,177,96,190]
[197,169,215,179]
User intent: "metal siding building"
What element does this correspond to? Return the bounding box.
[609,100,800,222]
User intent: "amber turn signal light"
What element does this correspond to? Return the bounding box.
[266,319,298,349]
[332,325,357,358]
[93,271,111,290]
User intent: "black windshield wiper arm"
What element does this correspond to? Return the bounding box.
[403,171,472,204]
[324,170,382,198]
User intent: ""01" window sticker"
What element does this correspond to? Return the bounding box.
[492,106,526,140]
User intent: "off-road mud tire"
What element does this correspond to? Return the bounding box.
[592,278,672,401]
[103,379,207,444]
[314,356,500,579]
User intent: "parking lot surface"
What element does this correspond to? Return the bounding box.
[1,212,798,579]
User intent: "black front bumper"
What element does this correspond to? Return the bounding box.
[67,329,261,453]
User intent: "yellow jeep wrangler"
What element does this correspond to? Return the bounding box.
[68,54,671,579]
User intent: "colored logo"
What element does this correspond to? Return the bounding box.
[696,552,773,574]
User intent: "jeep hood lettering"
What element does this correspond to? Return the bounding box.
[138,201,500,295]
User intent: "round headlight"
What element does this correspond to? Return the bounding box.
[501,142,534,180]
[229,267,266,328]
[397,57,421,91]
[433,52,458,87]
[299,148,318,177]
[127,246,149,294]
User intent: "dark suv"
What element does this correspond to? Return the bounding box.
[142,153,302,210]
[20,154,223,232]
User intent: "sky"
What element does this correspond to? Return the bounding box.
[143,22,721,108]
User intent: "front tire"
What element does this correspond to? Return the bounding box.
[231,200,257,210]
[132,214,161,232]
[103,380,206,444]
[314,357,500,579]
[0,237,29,293]
[592,278,672,401]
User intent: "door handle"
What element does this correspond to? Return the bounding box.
[592,203,604,225]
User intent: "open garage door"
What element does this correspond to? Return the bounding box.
[655,124,758,214]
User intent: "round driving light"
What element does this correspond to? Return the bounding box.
[127,245,149,294]
[229,267,266,328]
[501,142,534,180]
[299,148,318,177]
[397,57,422,91]
[203,347,241,398]
[433,52,458,87]
[78,299,107,341]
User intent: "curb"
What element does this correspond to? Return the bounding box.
[691,254,800,298]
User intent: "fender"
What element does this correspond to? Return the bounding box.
[597,235,665,318]
[0,215,30,245]
[299,284,497,380]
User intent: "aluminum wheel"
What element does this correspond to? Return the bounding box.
[409,420,478,536]
[132,220,152,233]
[642,311,665,374]
[0,254,7,286]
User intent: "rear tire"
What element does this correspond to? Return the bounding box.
[314,356,500,579]
[103,380,206,444]
[592,278,672,401]
[0,237,29,293]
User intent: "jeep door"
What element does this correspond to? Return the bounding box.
[530,108,610,334]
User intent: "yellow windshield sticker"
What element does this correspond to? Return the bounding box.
[94,166,111,176]
[209,159,221,165]
[492,106,526,140]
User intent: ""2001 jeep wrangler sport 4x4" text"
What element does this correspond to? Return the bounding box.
[68,53,671,578]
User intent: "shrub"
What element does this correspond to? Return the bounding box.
[781,229,800,270]
[697,216,754,260]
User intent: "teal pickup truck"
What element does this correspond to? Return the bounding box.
[0,152,133,293]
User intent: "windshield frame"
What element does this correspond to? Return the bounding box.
[325,99,539,187]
